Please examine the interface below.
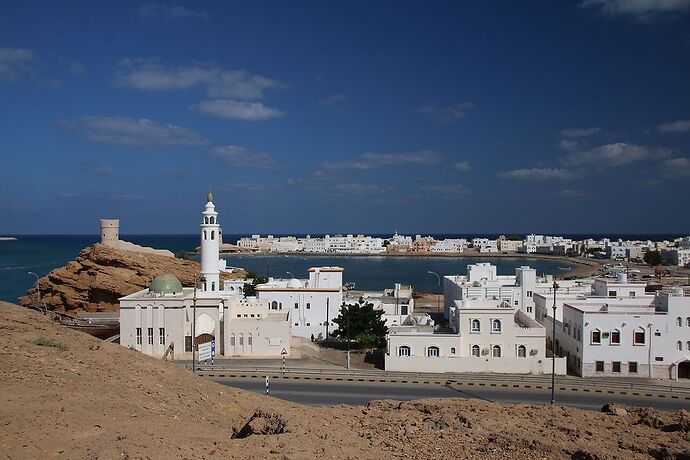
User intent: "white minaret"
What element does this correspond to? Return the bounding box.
[200,190,220,292]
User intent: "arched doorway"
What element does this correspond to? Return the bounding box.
[195,333,214,350]
[679,360,690,379]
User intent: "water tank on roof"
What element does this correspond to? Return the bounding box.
[617,273,628,283]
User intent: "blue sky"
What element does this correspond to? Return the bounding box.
[1,0,689,235]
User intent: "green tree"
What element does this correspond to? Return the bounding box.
[332,299,388,347]
[643,250,663,266]
[242,274,268,297]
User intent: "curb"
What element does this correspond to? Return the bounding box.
[197,372,690,401]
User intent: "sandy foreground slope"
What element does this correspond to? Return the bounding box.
[1,301,688,460]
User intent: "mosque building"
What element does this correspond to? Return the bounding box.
[119,191,292,358]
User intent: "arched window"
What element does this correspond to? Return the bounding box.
[591,329,601,344]
[230,333,235,347]
[427,346,440,357]
[492,345,502,358]
[210,216,215,224]
[470,319,480,332]
[687,341,690,351]
[450,347,456,354]
[677,341,683,351]
[471,345,480,357]
[239,333,244,347]
[633,328,645,345]
[271,301,278,310]
[492,319,502,333]
[398,345,410,357]
[610,329,620,345]
[517,345,527,358]
[678,317,683,327]
[686,317,690,327]
[204,217,209,224]
[247,333,252,347]
[211,281,215,291]
[211,230,215,240]
[203,230,207,240]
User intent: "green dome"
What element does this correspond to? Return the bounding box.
[149,273,183,295]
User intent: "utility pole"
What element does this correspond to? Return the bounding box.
[551,280,559,405]
[325,298,329,339]
[192,274,199,374]
[428,271,441,313]
[346,302,351,370]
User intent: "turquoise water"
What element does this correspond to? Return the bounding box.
[0,235,575,303]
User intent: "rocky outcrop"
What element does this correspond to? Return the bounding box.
[18,243,245,312]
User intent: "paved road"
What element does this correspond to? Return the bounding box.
[212,377,690,411]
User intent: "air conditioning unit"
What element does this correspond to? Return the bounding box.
[481,348,489,356]
[602,332,610,338]
[530,349,538,356]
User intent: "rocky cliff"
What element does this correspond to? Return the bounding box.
[18,243,246,312]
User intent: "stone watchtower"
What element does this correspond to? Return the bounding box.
[100,219,120,247]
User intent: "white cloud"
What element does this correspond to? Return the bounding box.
[659,120,690,132]
[661,157,690,177]
[498,168,578,180]
[560,189,588,198]
[115,59,283,99]
[139,4,208,19]
[195,99,285,121]
[211,145,279,169]
[561,142,671,167]
[420,102,475,122]
[318,150,442,173]
[60,116,209,147]
[0,47,35,82]
[317,93,345,106]
[559,127,601,138]
[559,139,581,152]
[581,0,690,19]
[454,161,471,172]
[420,184,471,194]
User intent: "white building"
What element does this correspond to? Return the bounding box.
[662,248,690,267]
[443,263,590,321]
[344,283,431,328]
[429,238,468,253]
[385,298,564,375]
[119,192,291,358]
[534,274,690,380]
[255,267,343,339]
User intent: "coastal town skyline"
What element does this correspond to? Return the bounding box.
[2,1,690,234]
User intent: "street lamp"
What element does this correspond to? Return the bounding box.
[27,272,41,310]
[192,274,200,373]
[286,271,294,278]
[550,280,559,405]
[427,271,441,312]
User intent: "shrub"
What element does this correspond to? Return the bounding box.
[32,337,68,351]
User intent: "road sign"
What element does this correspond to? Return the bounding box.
[211,341,216,358]
[198,342,212,361]
[281,348,288,355]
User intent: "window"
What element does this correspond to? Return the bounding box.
[591,329,601,344]
[517,345,527,358]
[239,335,244,346]
[633,329,645,346]
[136,327,142,345]
[687,317,690,327]
[210,216,214,224]
[514,300,519,306]
[678,317,683,327]
[470,319,480,333]
[294,303,298,309]
[527,306,532,313]
[204,217,208,224]
[655,356,664,362]
[147,327,153,345]
[527,290,532,298]
[450,347,456,355]
[203,230,207,240]
[398,346,411,357]
[610,330,620,345]
[629,291,636,298]
[471,345,480,357]
[492,319,502,333]
[628,362,638,373]
[306,303,310,309]
[211,282,215,291]
[159,327,165,345]
[210,230,215,240]
[306,323,310,326]
[612,361,621,373]
[595,361,604,372]
[271,301,278,310]
[248,335,252,346]
[608,290,617,297]
[230,335,235,346]
[185,336,192,352]
[427,346,440,357]
[687,341,690,351]
[677,341,683,351]
[491,345,501,358]
[294,323,299,326]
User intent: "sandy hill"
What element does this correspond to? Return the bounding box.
[18,244,246,312]
[1,301,688,459]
